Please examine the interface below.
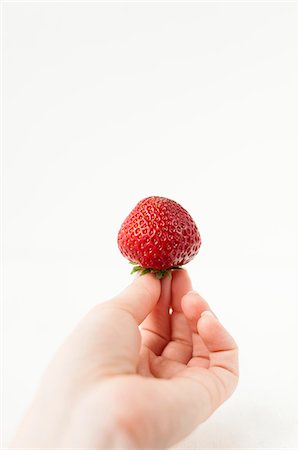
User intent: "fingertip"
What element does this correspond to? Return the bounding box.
[181,290,210,321]
[132,271,161,293]
[116,272,162,324]
[197,310,219,334]
[197,310,237,352]
[181,291,198,320]
[169,268,193,313]
[171,267,192,287]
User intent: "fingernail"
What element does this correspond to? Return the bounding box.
[201,310,215,318]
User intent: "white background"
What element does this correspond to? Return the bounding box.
[2,2,297,449]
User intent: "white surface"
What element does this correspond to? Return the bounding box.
[3,2,297,449]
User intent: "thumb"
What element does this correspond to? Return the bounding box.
[111,273,161,324]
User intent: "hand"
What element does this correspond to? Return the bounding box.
[11,269,239,449]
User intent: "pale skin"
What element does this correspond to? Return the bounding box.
[11,269,239,449]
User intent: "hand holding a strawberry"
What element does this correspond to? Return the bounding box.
[12,197,238,449]
[12,270,238,449]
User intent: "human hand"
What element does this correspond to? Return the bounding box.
[11,269,239,449]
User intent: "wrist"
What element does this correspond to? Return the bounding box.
[11,393,71,448]
[61,385,142,449]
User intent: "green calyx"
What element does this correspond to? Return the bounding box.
[129,261,182,279]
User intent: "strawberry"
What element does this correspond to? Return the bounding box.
[117,196,201,278]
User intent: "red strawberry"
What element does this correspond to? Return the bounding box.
[117,196,201,278]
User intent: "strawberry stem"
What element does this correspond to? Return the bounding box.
[129,262,182,279]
